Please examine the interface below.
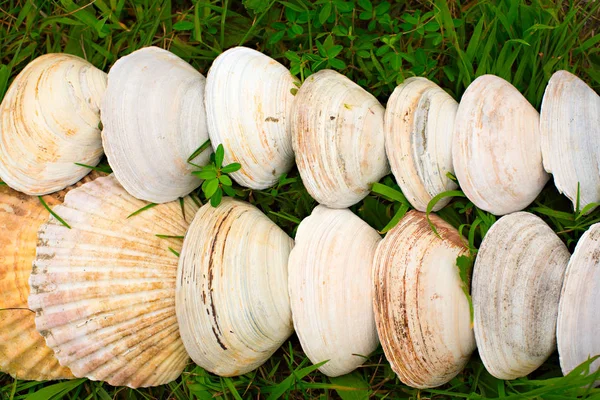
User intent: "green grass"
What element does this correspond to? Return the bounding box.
[1,0,600,398]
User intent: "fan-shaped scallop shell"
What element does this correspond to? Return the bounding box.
[452,75,548,215]
[540,70,600,212]
[473,212,570,379]
[0,54,106,195]
[384,77,458,211]
[291,69,389,208]
[28,175,198,387]
[557,223,600,380]
[373,210,475,388]
[176,198,294,376]
[288,206,380,376]
[205,47,298,189]
[101,46,210,203]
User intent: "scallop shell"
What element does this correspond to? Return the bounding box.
[101,46,210,203]
[384,77,458,211]
[0,171,104,381]
[0,54,106,195]
[473,212,570,380]
[557,223,600,380]
[205,47,298,189]
[291,69,389,208]
[176,198,294,376]
[452,75,549,215]
[28,175,198,387]
[373,210,475,388]
[540,71,600,212]
[288,206,380,376]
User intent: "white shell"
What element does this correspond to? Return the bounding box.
[205,47,298,189]
[28,175,198,388]
[384,77,458,211]
[176,198,294,376]
[373,211,475,388]
[101,46,210,203]
[557,223,600,380]
[291,69,389,208]
[0,54,106,195]
[288,206,380,376]
[473,212,570,380]
[453,75,549,215]
[540,71,600,212]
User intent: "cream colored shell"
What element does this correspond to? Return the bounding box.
[540,70,600,212]
[0,54,106,195]
[288,206,380,377]
[291,69,389,208]
[101,46,210,203]
[557,223,600,380]
[205,47,298,189]
[384,77,458,211]
[373,211,475,388]
[473,212,570,380]
[28,175,198,388]
[452,75,549,215]
[176,198,294,376]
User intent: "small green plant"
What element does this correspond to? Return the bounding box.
[193,144,241,207]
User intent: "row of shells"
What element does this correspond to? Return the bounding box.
[1,46,598,214]
[1,174,598,389]
[0,46,598,388]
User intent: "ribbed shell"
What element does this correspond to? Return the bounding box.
[0,54,106,195]
[540,71,600,212]
[384,77,458,211]
[28,175,198,388]
[452,75,548,215]
[101,46,210,203]
[205,47,298,189]
[373,211,475,388]
[176,199,294,376]
[288,206,380,376]
[291,69,389,208]
[557,223,600,379]
[473,212,570,379]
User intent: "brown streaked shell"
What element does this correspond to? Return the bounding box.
[101,46,210,203]
[452,75,549,215]
[557,223,600,381]
[28,175,198,388]
[0,54,106,195]
[205,47,298,189]
[384,77,458,211]
[0,171,104,381]
[291,69,389,208]
[373,211,475,388]
[288,206,380,377]
[176,198,294,376]
[540,70,600,212]
[473,212,570,380]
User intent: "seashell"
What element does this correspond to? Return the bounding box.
[28,175,198,387]
[473,212,570,380]
[101,46,210,203]
[373,210,475,388]
[288,206,380,376]
[384,77,458,211]
[176,198,294,376]
[205,47,298,189]
[0,54,106,195]
[452,75,549,215]
[291,69,389,208]
[0,171,103,381]
[540,71,600,212]
[557,223,600,380]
